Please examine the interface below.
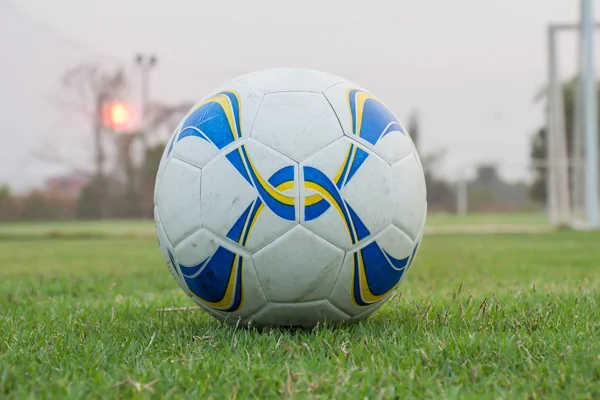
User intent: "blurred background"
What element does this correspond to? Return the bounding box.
[0,0,598,229]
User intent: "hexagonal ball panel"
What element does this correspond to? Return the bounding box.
[391,153,427,241]
[154,207,187,293]
[236,67,345,93]
[328,225,416,317]
[251,92,343,162]
[404,204,427,274]
[170,81,264,168]
[300,137,392,250]
[324,81,416,164]
[200,150,257,245]
[252,225,344,303]
[252,300,350,328]
[172,229,268,320]
[155,157,202,246]
[201,139,298,253]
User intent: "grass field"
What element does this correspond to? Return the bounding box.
[426,212,548,227]
[0,212,548,240]
[1,221,599,399]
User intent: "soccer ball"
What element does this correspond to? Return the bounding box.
[153,68,427,328]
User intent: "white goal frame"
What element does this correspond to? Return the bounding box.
[546,3,600,229]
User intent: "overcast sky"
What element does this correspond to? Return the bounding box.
[0,0,597,191]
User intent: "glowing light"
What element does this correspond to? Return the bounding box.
[104,102,132,129]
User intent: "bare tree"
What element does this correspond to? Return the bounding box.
[36,61,194,219]
[61,64,127,179]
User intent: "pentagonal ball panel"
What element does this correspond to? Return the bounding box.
[155,157,202,246]
[251,92,343,162]
[324,82,415,164]
[252,300,349,328]
[252,225,344,303]
[300,137,392,250]
[236,67,345,93]
[329,224,417,317]
[391,153,427,241]
[202,139,298,253]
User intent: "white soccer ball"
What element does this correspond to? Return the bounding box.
[153,68,427,328]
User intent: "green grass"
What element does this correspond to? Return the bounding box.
[425,212,547,227]
[1,229,599,399]
[0,220,155,239]
[0,212,547,240]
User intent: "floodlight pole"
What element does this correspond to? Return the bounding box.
[581,0,600,229]
[135,53,158,142]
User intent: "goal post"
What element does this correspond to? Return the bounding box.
[580,0,600,229]
[546,9,600,229]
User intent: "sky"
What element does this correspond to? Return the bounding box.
[0,0,597,192]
